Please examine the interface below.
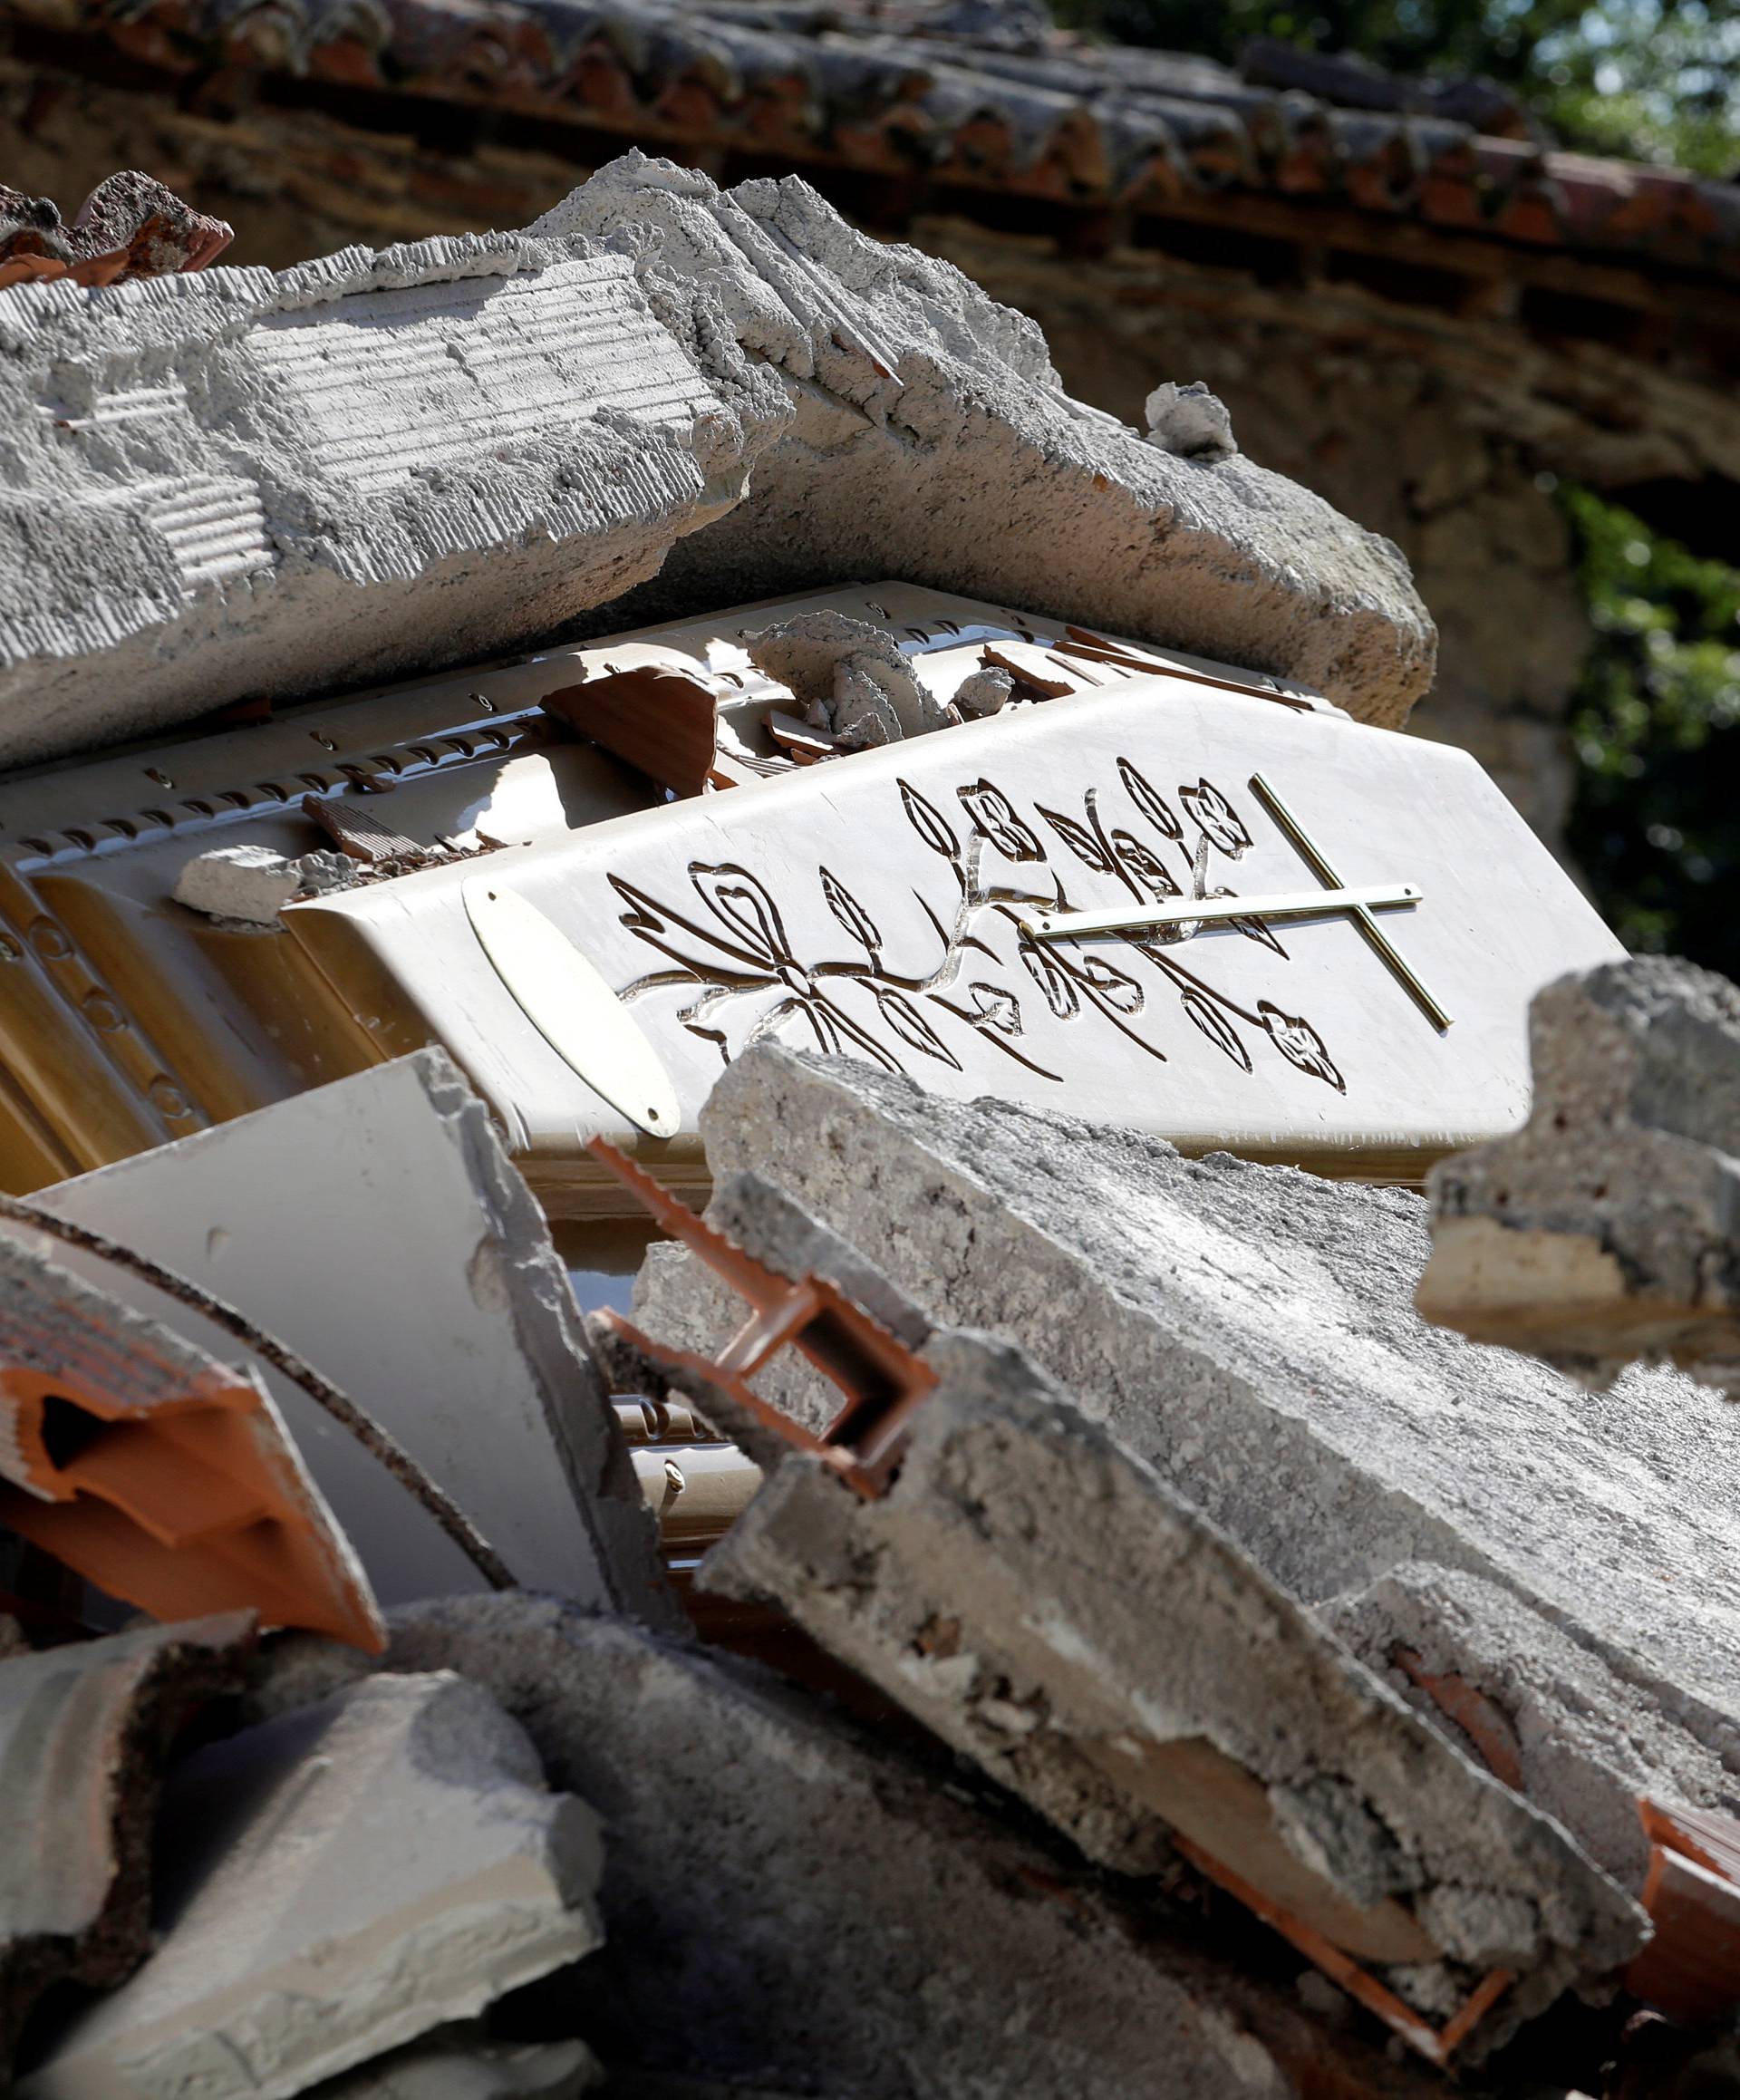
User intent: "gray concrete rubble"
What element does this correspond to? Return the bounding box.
[171,844,353,925]
[0,223,765,768]
[0,148,1435,768]
[536,153,1436,729]
[647,1044,1740,1790]
[16,1670,604,2100]
[0,1612,256,2071]
[699,1310,1645,2043]
[742,611,950,744]
[1417,955,1740,1393]
[1146,381,1241,463]
[38,1050,673,1623]
[1326,1563,1740,1893]
[308,2027,598,2099]
[276,1593,1454,2100]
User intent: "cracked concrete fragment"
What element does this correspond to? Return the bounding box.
[1146,381,1240,462]
[742,611,945,740]
[37,1050,672,1622]
[0,1613,256,2073]
[698,1317,1642,2044]
[1327,1563,1740,1893]
[666,1045,1740,1797]
[541,153,1436,728]
[173,844,306,925]
[1417,956,1740,1393]
[16,1672,604,2100]
[0,223,768,768]
[286,1594,1454,2100]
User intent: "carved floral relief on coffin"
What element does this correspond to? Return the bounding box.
[283,680,1625,1190]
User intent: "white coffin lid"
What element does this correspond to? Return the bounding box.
[284,673,1621,1207]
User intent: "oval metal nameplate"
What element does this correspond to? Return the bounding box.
[462,877,682,1141]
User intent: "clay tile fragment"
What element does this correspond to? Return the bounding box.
[67,170,234,282]
[0,1232,383,1650]
[0,1611,256,2073]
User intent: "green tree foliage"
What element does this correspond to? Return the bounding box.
[1563,489,1740,975]
[1054,0,1738,176]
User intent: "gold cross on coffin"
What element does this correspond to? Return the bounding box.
[1019,772,1452,1032]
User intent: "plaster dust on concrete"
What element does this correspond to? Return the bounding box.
[0,230,772,768]
[16,1670,604,2100]
[639,1044,1740,1791]
[1326,1561,1740,1892]
[542,153,1436,728]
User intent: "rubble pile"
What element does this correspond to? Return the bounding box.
[0,150,1735,2100]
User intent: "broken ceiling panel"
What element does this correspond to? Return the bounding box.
[664,1043,1740,1810]
[542,154,1438,728]
[32,1050,672,1621]
[693,1311,1645,2056]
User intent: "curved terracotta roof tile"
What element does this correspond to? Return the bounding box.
[0,171,233,289]
[4,0,1733,275]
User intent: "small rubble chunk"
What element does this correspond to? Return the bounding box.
[325,1595,1453,2100]
[948,664,1013,717]
[0,1233,382,1649]
[1418,956,1740,1393]
[0,1613,256,2071]
[308,2027,598,2098]
[173,844,354,925]
[1145,381,1240,463]
[37,1050,672,1622]
[543,665,725,797]
[16,1672,604,2100]
[743,612,947,743]
[666,1045,1740,1782]
[1326,1563,1740,1892]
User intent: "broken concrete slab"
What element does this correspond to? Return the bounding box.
[36,1049,672,1622]
[17,1670,604,2100]
[1326,1563,1740,1895]
[1417,956,1740,1393]
[545,153,1436,728]
[0,223,774,769]
[310,2027,598,2099]
[698,1315,1644,2051]
[322,1594,1455,2100]
[650,1044,1740,1787]
[0,1231,382,1647]
[0,1612,255,2070]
